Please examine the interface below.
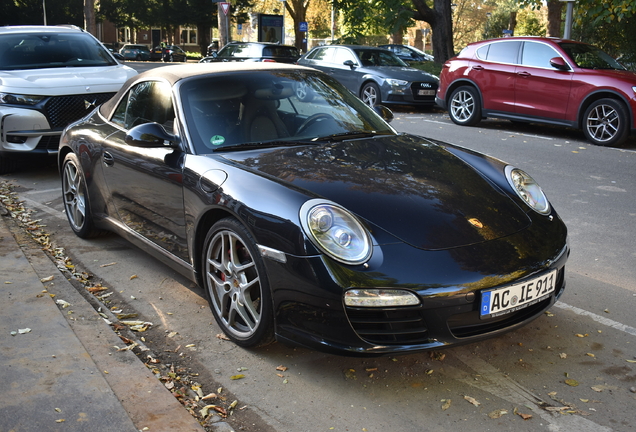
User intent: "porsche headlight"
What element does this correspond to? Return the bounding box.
[0,93,45,105]
[505,166,550,215]
[300,199,372,265]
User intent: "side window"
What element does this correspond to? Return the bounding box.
[333,48,356,65]
[484,41,521,64]
[110,81,174,131]
[521,42,561,68]
[312,47,333,62]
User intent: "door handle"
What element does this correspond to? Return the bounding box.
[471,65,484,71]
[103,151,114,166]
[517,71,531,77]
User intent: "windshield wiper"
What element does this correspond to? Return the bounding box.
[214,140,318,152]
[311,131,393,142]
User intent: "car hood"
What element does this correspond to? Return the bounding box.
[0,65,137,95]
[362,66,439,82]
[220,134,531,250]
[581,68,636,83]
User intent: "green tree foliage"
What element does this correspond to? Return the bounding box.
[1,0,84,26]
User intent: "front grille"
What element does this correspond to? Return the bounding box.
[411,82,437,101]
[44,93,115,128]
[346,306,429,345]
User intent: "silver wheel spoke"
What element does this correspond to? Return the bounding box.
[205,228,262,339]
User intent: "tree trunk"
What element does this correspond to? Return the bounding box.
[546,0,563,37]
[285,0,310,51]
[391,28,404,44]
[412,0,454,63]
[84,0,96,36]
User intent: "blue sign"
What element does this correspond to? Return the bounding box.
[299,21,308,32]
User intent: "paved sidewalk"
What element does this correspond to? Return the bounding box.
[0,211,205,431]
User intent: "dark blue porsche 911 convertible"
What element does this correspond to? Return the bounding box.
[59,63,568,356]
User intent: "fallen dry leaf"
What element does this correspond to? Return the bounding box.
[464,395,481,406]
[559,353,567,359]
[230,374,245,380]
[40,275,54,282]
[276,365,288,372]
[100,262,117,267]
[216,333,230,341]
[488,409,508,419]
[441,399,451,411]
[565,379,579,387]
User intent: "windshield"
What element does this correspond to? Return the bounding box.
[559,42,626,70]
[179,70,396,154]
[353,49,408,67]
[0,32,117,70]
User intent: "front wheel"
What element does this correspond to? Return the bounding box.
[448,85,482,126]
[361,82,381,107]
[202,218,274,347]
[582,98,629,146]
[62,153,104,238]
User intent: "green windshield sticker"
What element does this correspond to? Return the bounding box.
[210,135,225,146]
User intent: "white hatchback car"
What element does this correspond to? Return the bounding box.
[0,25,137,173]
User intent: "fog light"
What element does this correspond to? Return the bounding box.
[344,289,420,307]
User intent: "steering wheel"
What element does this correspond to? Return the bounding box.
[296,113,335,136]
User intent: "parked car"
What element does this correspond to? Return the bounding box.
[58,62,568,356]
[199,42,300,63]
[297,45,439,107]
[119,44,151,61]
[0,25,137,174]
[154,44,187,62]
[437,36,636,147]
[379,44,434,62]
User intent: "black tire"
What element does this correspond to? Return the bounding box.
[135,54,142,61]
[202,218,274,348]
[448,85,482,126]
[61,153,104,238]
[582,98,629,146]
[360,82,381,107]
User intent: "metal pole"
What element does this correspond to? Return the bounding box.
[331,3,335,43]
[563,1,574,40]
[43,0,47,25]
[281,0,285,45]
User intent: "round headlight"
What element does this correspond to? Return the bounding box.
[300,199,372,265]
[505,166,550,215]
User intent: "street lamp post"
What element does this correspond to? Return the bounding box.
[43,0,47,25]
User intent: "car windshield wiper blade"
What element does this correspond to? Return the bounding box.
[214,140,318,151]
[312,131,392,142]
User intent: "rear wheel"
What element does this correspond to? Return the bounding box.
[361,82,380,107]
[582,98,629,146]
[202,218,274,347]
[448,85,482,126]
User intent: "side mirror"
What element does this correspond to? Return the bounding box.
[374,105,394,123]
[550,57,570,71]
[125,123,179,148]
[343,59,356,69]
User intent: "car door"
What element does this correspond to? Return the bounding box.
[328,47,361,92]
[469,40,521,113]
[513,41,573,120]
[301,47,335,74]
[100,80,189,261]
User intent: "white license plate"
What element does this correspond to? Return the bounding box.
[480,270,557,318]
[418,89,436,96]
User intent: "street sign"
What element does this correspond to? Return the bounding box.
[299,21,308,32]
[220,2,230,15]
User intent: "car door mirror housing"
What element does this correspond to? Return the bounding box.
[343,59,356,69]
[373,105,394,123]
[125,123,179,148]
[550,57,570,71]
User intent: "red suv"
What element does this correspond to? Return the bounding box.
[436,37,636,146]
